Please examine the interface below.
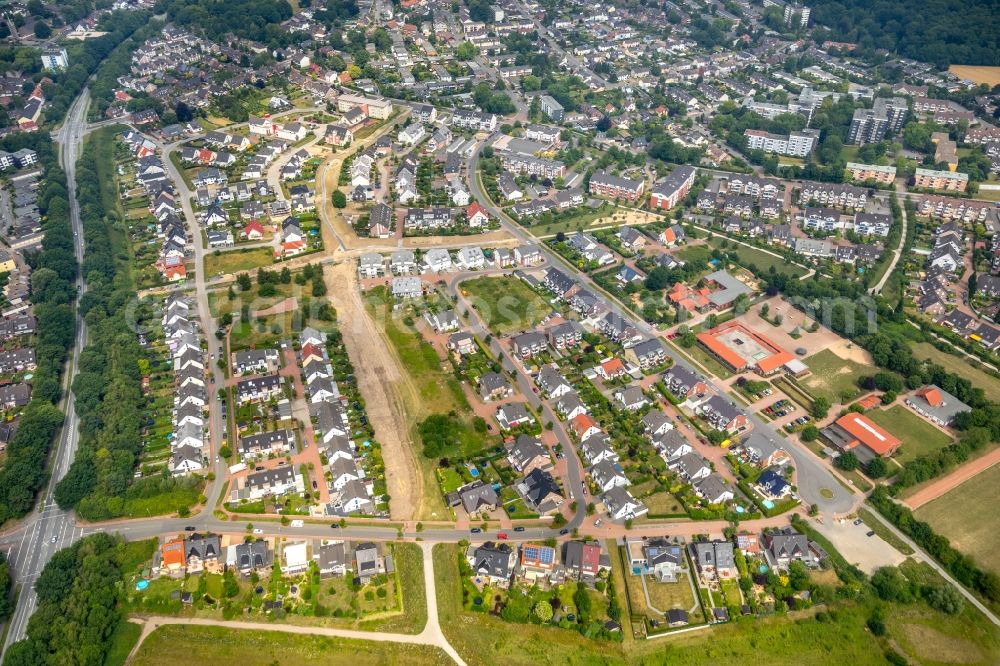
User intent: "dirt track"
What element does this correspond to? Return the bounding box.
[324,262,422,521]
[904,445,1000,509]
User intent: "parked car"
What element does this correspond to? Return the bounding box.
[184,526,196,531]
[497,532,508,539]
[513,526,525,532]
[471,527,482,534]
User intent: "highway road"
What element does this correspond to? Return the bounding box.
[2,89,93,655]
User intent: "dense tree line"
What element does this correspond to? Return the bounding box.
[810,0,1000,67]
[0,133,78,526]
[53,130,178,520]
[155,0,293,43]
[40,10,149,124]
[2,534,137,666]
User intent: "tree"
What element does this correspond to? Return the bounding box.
[237,273,252,291]
[331,190,347,208]
[871,566,912,603]
[866,457,889,478]
[812,396,830,419]
[926,585,964,615]
[33,20,51,38]
[835,451,859,471]
[533,600,553,621]
[800,424,819,442]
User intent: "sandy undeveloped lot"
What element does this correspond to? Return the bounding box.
[813,518,906,574]
[323,262,423,521]
[827,338,872,365]
[949,65,1000,87]
[591,207,662,231]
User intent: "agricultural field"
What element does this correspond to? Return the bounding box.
[867,405,953,463]
[800,349,870,404]
[460,276,553,335]
[949,65,1000,86]
[915,464,1000,576]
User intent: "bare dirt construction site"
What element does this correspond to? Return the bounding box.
[323,262,423,521]
[827,338,872,365]
[949,65,1000,86]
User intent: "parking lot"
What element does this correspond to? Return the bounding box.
[813,517,907,574]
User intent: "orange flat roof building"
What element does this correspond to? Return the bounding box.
[696,321,794,376]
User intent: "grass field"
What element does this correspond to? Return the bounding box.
[644,573,698,613]
[915,464,1000,576]
[130,625,451,665]
[460,276,551,335]
[912,342,1000,398]
[527,206,611,237]
[949,65,1000,86]
[104,621,142,666]
[706,237,809,278]
[204,247,274,277]
[866,405,953,463]
[675,243,715,268]
[800,349,869,403]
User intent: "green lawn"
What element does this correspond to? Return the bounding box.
[800,349,870,404]
[204,247,274,277]
[367,287,496,494]
[460,275,552,335]
[706,237,809,278]
[915,464,1000,577]
[911,342,1000,398]
[675,244,714,268]
[526,206,611,237]
[642,491,685,517]
[103,620,142,666]
[130,625,450,665]
[866,405,953,463]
